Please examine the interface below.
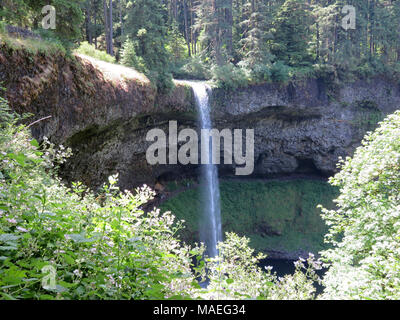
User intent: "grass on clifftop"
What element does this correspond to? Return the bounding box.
[75,41,115,63]
[0,29,66,55]
[161,179,338,256]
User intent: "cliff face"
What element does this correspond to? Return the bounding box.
[211,79,400,178]
[0,42,195,189]
[2,40,400,190]
[3,42,400,258]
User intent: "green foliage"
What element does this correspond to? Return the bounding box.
[0,21,5,34]
[211,63,249,90]
[0,26,66,56]
[1,0,83,44]
[0,94,326,300]
[4,0,400,87]
[320,111,400,299]
[239,61,271,83]
[172,56,211,81]
[34,0,84,41]
[271,0,313,67]
[270,61,291,83]
[237,0,274,83]
[195,0,234,65]
[124,0,174,92]
[0,0,30,26]
[166,22,188,66]
[199,233,275,300]
[195,233,321,300]
[164,179,196,193]
[76,41,116,63]
[120,39,146,73]
[0,96,202,300]
[161,179,337,255]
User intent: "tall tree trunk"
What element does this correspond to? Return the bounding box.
[103,0,110,54]
[213,0,222,65]
[225,0,233,58]
[191,0,196,55]
[333,12,338,63]
[85,2,93,44]
[109,0,114,56]
[94,0,98,49]
[316,20,320,62]
[171,0,178,20]
[184,0,192,57]
[85,6,90,43]
[119,0,123,37]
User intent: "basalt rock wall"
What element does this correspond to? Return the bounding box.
[2,40,400,190]
[210,78,400,178]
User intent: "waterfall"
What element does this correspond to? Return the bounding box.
[191,82,222,258]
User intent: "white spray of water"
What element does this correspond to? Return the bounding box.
[191,82,222,258]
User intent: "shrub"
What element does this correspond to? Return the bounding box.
[238,61,271,84]
[0,28,66,56]
[320,111,400,299]
[146,69,175,93]
[172,56,211,80]
[193,233,321,300]
[0,21,5,34]
[166,23,188,65]
[290,66,315,80]
[0,96,201,300]
[211,63,249,90]
[75,41,116,64]
[0,93,326,300]
[120,38,173,93]
[120,39,146,73]
[270,61,291,83]
[249,63,272,83]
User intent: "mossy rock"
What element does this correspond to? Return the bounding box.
[161,179,338,256]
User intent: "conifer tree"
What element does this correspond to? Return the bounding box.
[124,0,173,90]
[195,0,233,65]
[238,0,274,81]
[271,0,313,66]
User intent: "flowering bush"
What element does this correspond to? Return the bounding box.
[0,95,203,299]
[319,111,400,299]
[192,233,321,300]
[0,93,328,300]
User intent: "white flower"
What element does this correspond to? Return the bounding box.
[73,269,83,278]
[16,226,29,233]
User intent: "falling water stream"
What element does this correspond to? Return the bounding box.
[191,82,222,258]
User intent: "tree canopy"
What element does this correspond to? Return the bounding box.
[2,0,400,88]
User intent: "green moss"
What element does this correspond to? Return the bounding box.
[352,102,383,130]
[161,179,338,254]
[165,178,196,192]
[350,100,384,130]
[355,99,379,111]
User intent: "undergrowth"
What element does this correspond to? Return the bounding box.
[161,179,338,254]
[0,93,321,300]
